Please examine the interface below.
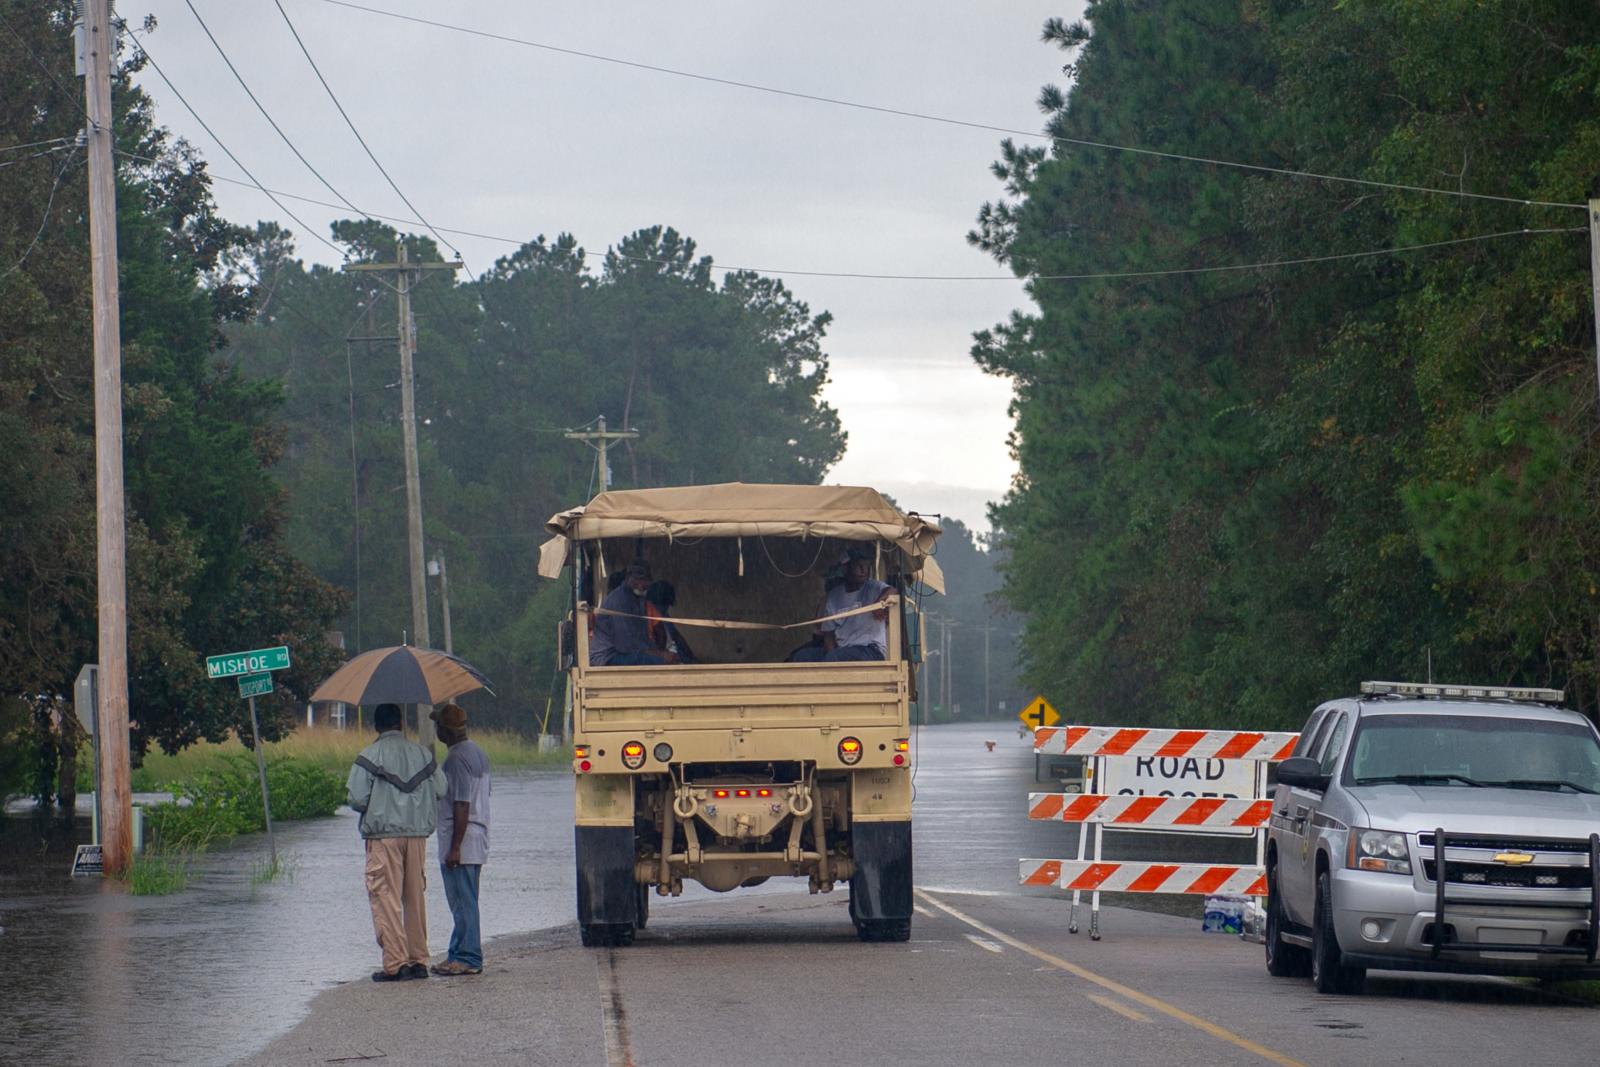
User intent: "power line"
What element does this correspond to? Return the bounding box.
[181,0,367,218]
[0,143,77,169]
[272,0,466,266]
[123,28,351,261]
[321,0,1585,213]
[0,147,82,284]
[0,136,75,156]
[1023,228,1586,283]
[104,158,1598,284]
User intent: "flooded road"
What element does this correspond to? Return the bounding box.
[0,722,1133,1065]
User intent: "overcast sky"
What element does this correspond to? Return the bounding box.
[124,1,1081,532]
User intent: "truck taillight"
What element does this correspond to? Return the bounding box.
[621,741,646,769]
[838,737,863,765]
[574,745,589,759]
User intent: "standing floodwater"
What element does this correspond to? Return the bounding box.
[0,774,574,1067]
[0,723,1162,1065]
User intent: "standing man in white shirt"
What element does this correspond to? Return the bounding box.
[428,702,491,976]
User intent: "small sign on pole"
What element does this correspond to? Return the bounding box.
[237,672,274,698]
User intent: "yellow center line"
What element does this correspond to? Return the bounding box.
[915,890,1309,1067]
[1085,991,1151,1023]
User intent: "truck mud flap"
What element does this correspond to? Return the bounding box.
[575,826,637,928]
[850,821,913,926]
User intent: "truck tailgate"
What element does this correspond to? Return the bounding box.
[578,661,906,730]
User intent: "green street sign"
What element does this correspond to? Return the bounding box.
[206,646,291,680]
[237,673,274,699]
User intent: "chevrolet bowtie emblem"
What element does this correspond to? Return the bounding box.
[1492,851,1535,866]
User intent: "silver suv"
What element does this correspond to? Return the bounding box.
[1264,681,1600,994]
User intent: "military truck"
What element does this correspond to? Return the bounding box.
[538,483,943,946]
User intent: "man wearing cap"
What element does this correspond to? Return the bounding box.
[789,550,895,662]
[590,559,680,666]
[346,703,447,982]
[429,702,491,976]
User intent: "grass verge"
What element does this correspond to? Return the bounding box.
[122,851,190,895]
[119,725,567,791]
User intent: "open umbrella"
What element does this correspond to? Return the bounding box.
[310,645,494,706]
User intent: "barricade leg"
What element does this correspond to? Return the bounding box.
[1068,819,1087,935]
[1090,823,1103,941]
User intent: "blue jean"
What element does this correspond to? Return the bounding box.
[789,643,885,662]
[439,863,482,968]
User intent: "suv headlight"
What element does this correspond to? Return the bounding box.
[1350,829,1411,874]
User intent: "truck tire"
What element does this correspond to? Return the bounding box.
[576,826,639,947]
[1311,870,1365,995]
[635,881,650,930]
[849,821,913,943]
[1265,863,1311,978]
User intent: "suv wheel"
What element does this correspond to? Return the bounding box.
[1311,870,1365,995]
[1264,864,1311,978]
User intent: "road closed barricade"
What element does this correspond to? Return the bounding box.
[1022,724,1298,939]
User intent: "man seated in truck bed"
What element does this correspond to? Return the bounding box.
[788,549,895,662]
[590,560,680,666]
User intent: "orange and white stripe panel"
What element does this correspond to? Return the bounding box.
[1028,792,1272,829]
[1033,725,1298,762]
[1020,858,1267,896]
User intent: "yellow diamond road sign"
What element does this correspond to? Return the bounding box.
[1019,695,1060,729]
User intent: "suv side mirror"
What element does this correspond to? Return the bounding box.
[1276,756,1329,792]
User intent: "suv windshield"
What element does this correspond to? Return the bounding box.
[1346,714,1600,793]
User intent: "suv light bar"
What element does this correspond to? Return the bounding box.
[1360,680,1564,704]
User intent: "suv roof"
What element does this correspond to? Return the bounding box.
[1353,699,1589,727]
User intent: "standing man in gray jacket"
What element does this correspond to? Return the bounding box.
[346,703,447,982]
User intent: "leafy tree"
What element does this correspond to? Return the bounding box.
[223,222,847,728]
[977,0,1600,727]
[0,1,346,764]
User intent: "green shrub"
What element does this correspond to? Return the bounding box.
[143,753,343,850]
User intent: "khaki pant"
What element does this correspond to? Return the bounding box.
[364,836,430,974]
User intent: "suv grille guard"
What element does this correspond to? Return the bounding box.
[1428,828,1600,963]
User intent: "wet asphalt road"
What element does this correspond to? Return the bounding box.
[4,722,1595,1066]
[237,721,1598,1067]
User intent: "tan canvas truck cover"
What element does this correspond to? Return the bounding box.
[539,481,944,592]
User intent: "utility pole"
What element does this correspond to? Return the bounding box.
[430,551,453,654]
[82,0,131,876]
[981,623,994,719]
[1589,194,1600,407]
[940,615,954,718]
[565,415,639,492]
[346,244,460,745]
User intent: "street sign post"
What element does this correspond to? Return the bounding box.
[203,645,289,867]
[237,673,274,698]
[1018,694,1061,730]
[205,646,290,679]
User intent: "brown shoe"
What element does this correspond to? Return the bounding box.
[429,960,482,976]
